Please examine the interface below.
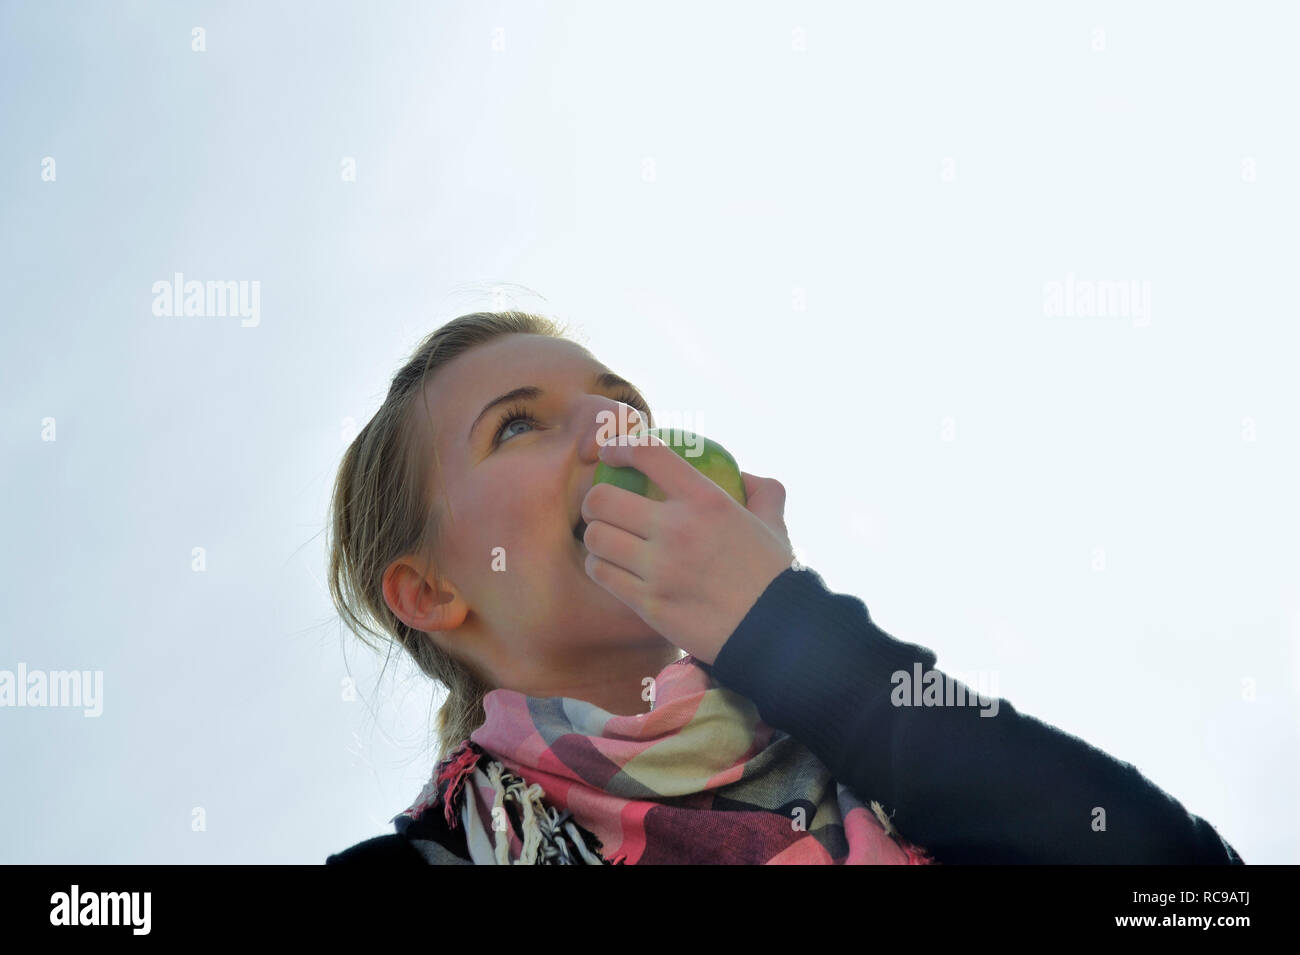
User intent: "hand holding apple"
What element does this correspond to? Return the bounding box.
[580,430,796,667]
[593,428,748,506]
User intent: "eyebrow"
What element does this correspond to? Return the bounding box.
[468,371,646,445]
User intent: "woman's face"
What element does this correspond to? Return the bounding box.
[391,333,671,693]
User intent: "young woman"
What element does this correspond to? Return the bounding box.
[324,310,1243,865]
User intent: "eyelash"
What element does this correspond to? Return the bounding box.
[492,391,650,445]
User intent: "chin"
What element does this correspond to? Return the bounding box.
[574,581,664,637]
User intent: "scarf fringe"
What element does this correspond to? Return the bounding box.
[480,759,608,865]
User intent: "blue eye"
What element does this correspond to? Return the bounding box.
[490,391,651,446]
[492,404,538,445]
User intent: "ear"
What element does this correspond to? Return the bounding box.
[381,556,469,634]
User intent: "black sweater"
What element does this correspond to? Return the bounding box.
[326,565,1244,865]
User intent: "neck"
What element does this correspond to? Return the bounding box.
[491,640,685,717]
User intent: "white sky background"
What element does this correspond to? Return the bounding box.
[1,0,1296,863]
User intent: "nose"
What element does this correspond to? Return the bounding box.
[576,395,646,463]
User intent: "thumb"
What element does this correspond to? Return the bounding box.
[740,472,790,542]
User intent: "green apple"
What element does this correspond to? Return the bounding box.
[593,428,747,506]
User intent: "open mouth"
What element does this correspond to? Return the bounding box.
[573,518,588,544]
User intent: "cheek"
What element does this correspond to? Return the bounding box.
[475,473,551,548]
[446,461,561,576]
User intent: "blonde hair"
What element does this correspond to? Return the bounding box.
[326,310,580,761]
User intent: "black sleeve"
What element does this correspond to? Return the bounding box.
[706,565,1245,865]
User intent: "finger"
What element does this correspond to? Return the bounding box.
[584,548,646,608]
[582,481,656,539]
[597,431,711,502]
[583,519,649,579]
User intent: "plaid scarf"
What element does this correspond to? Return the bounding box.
[394,655,935,865]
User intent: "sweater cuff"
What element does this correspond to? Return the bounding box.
[709,565,938,769]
